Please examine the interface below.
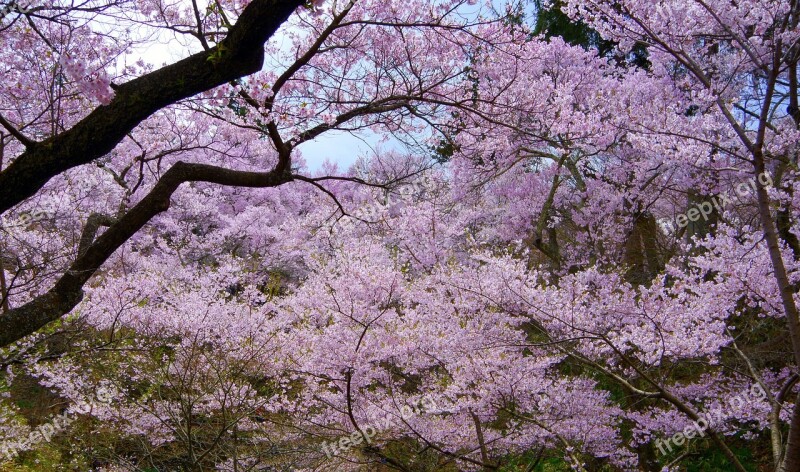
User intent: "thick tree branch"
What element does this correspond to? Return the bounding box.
[0,0,303,216]
[77,213,116,257]
[0,160,293,348]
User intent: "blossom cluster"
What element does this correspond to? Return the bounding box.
[58,54,115,105]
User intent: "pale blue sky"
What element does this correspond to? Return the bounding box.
[296,130,379,173]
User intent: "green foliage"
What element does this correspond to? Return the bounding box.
[497,453,572,471]
[431,138,459,164]
[532,0,612,53]
[683,444,758,472]
[531,0,649,69]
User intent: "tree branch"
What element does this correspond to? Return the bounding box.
[0,113,33,148]
[0,0,303,216]
[0,159,293,348]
